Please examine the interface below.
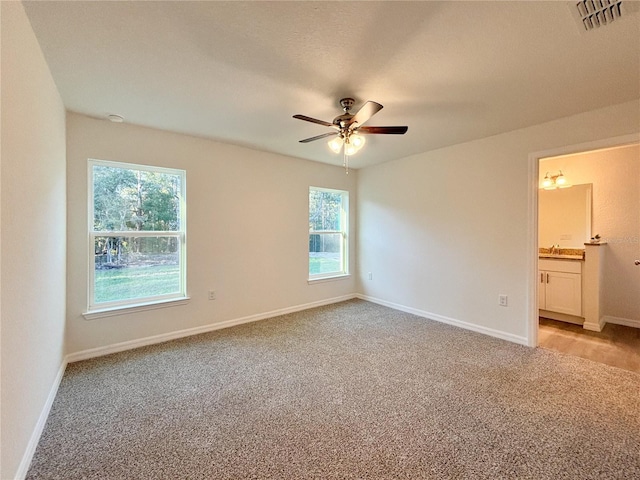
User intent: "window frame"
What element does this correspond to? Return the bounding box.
[86,159,187,314]
[308,186,349,281]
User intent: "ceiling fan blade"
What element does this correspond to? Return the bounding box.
[293,114,335,128]
[357,126,408,135]
[350,101,383,127]
[299,131,338,143]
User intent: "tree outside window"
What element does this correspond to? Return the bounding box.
[309,187,348,278]
[89,160,186,311]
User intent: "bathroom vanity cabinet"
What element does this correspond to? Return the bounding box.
[538,258,582,317]
[537,243,607,331]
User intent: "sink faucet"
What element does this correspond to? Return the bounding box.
[550,244,560,255]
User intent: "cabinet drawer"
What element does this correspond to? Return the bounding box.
[538,258,582,274]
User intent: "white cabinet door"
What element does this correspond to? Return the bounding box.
[544,271,581,316]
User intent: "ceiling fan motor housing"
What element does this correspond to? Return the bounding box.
[334,98,356,127]
[333,113,354,128]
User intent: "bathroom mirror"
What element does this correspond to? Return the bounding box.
[539,184,592,249]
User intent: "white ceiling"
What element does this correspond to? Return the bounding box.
[23,1,640,169]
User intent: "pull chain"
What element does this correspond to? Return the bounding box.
[343,151,349,175]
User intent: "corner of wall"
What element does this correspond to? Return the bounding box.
[1,2,68,478]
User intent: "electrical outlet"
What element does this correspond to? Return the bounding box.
[368,272,373,280]
[208,290,216,300]
[499,294,508,307]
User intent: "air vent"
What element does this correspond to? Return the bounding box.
[574,0,623,30]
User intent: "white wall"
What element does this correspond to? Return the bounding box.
[357,101,639,344]
[1,2,67,478]
[66,113,357,354]
[540,144,640,323]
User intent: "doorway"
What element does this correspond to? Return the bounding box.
[529,136,640,372]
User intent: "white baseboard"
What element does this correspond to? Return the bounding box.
[538,309,584,326]
[582,316,606,332]
[16,293,527,478]
[15,358,68,480]
[357,294,529,346]
[17,295,356,477]
[602,315,640,329]
[66,294,357,363]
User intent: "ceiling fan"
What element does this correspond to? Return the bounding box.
[293,98,408,156]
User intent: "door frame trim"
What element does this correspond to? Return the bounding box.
[527,133,640,347]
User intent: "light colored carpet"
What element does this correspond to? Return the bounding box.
[27,299,639,479]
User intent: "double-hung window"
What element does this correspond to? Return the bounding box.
[309,186,348,279]
[88,159,186,313]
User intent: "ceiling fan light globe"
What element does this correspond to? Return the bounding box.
[344,143,358,156]
[351,134,365,149]
[328,137,343,154]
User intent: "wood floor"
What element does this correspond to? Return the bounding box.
[538,317,640,373]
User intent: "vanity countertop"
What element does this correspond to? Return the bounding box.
[538,247,585,260]
[538,253,584,260]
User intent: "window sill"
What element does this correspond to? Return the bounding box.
[83,296,190,320]
[308,274,351,285]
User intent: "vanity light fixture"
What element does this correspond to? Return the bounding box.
[542,170,571,190]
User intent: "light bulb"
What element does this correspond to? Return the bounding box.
[328,137,343,154]
[350,134,365,149]
[344,142,357,156]
[556,172,566,185]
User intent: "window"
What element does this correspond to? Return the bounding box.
[88,159,186,313]
[309,187,348,279]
